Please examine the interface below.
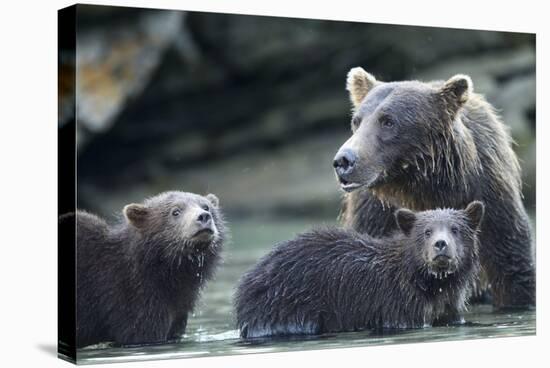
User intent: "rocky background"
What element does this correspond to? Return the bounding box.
[60,5,536,221]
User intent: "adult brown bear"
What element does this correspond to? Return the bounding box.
[333,67,534,309]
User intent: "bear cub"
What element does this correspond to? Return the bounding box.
[235,201,484,338]
[71,191,226,348]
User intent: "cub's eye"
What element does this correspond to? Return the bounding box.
[171,208,181,217]
[424,229,432,237]
[202,204,210,212]
[380,116,394,128]
[451,226,459,235]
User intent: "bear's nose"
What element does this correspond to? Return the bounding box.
[434,240,447,251]
[333,148,357,176]
[197,212,211,225]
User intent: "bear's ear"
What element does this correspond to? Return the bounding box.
[123,203,149,228]
[464,201,484,230]
[206,193,220,208]
[346,67,377,109]
[395,208,416,235]
[438,74,473,117]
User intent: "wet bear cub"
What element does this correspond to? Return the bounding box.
[235,201,483,338]
[73,191,226,348]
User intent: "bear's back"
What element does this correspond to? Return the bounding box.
[235,227,399,337]
[76,210,109,240]
[462,94,522,190]
[75,210,131,284]
[75,210,135,346]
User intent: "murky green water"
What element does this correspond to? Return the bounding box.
[76,219,536,365]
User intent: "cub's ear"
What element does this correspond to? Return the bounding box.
[395,208,416,235]
[464,201,485,230]
[438,74,473,117]
[206,193,220,208]
[123,204,149,228]
[346,67,377,109]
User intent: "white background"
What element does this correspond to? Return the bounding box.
[0,0,547,367]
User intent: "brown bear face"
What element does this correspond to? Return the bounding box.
[333,67,473,193]
[395,201,484,280]
[123,191,222,252]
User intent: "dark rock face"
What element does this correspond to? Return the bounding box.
[74,191,225,347]
[235,203,484,338]
[59,5,535,221]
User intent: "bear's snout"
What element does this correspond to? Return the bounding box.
[197,211,212,226]
[333,148,357,178]
[434,240,447,252]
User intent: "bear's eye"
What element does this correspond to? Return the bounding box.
[171,208,181,217]
[424,229,432,237]
[202,204,210,212]
[451,226,459,235]
[351,116,362,129]
[380,115,395,128]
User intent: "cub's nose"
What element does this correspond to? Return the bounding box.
[197,212,211,225]
[333,148,357,176]
[434,240,447,251]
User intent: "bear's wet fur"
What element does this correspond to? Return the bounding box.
[73,191,226,348]
[335,68,535,309]
[235,202,484,338]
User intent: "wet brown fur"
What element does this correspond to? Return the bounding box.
[72,191,226,347]
[338,69,534,309]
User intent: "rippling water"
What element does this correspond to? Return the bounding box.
[75,219,536,365]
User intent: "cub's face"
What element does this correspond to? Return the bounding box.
[123,191,222,251]
[333,67,473,192]
[395,201,484,279]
